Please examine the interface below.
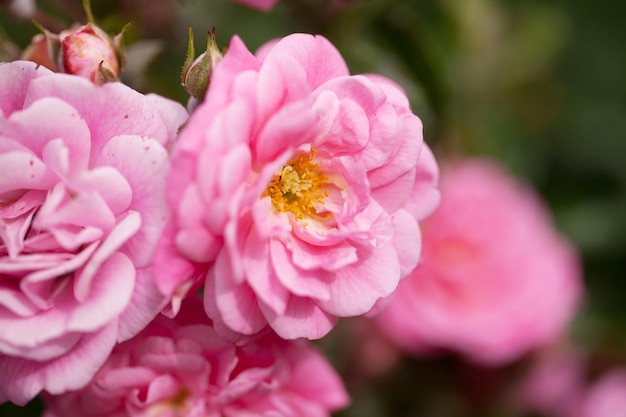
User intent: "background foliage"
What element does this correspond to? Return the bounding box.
[1,0,624,415]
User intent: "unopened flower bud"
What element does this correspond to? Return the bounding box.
[181,27,224,102]
[25,0,127,86]
[20,33,56,70]
[59,23,121,85]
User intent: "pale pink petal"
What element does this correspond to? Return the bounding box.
[363,73,411,108]
[67,252,136,332]
[0,320,118,405]
[70,166,133,215]
[0,332,80,362]
[269,240,331,302]
[205,36,261,110]
[0,151,55,194]
[366,111,422,188]
[208,252,267,336]
[287,343,350,410]
[145,93,189,147]
[318,242,401,316]
[312,91,368,155]
[116,268,166,342]
[402,144,441,220]
[153,220,202,298]
[259,296,337,340]
[74,211,141,301]
[0,60,52,117]
[23,76,181,156]
[254,101,318,164]
[242,227,289,315]
[262,34,349,91]
[0,284,38,317]
[289,238,358,272]
[2,97,91,171]
[94,135,170,266]
[390,209,422,278]
[17,243,97,311]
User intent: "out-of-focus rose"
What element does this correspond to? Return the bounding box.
[579,370,626,417]
[0,60,188,405]
[154,33,439,341]
[231,0,279,12]
[376,158,583,365]
[42,296,350,417]
[514,346,587,417]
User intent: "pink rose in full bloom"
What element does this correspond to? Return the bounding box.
[155,33,439,341]
[42,296,350,417]
[0,60,187,404]
[376,158,583,365]
[578,370,626,417]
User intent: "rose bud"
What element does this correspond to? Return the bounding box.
[59,23,122,85]
[181,27,223,104]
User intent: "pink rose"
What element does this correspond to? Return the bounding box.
[376,158,583,364]
[155,34,439,340]
[579,370,626,417]
[42,296,350,417]
[0,61,188,404]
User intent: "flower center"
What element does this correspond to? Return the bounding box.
[263,150,328,221]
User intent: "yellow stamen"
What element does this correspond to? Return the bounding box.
[263,150,328,222]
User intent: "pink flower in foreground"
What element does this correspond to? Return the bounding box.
[578,370,626,417]
[376,158,583,365]
[155,34,439,340]
[0,60,187,404]
[42,296,350,417]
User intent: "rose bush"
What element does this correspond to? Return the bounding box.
[0,60,187,404]
[376,158,583,364]
[42,296,350,417]
[155,33,439,341]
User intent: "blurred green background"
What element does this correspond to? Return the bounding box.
[1,0,625,415]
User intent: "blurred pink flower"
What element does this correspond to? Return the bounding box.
[515,346,587,417]
[231,0,280,12]
[42,296,350,417]
[578,370,626,417]
[0,60,188,404]
[155,33,439,341]
[376,158,583,365]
